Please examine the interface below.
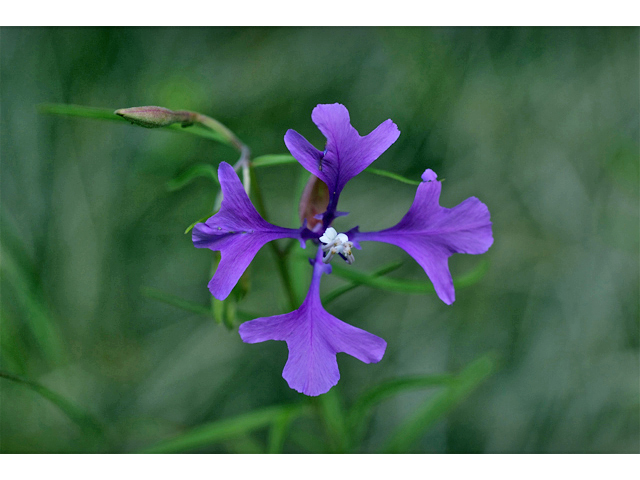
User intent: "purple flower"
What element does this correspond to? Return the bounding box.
[284,103,400,227]
[192,162,306,300]
[239,248,386,396]
[193,104,493,396]
[354,169,493,305]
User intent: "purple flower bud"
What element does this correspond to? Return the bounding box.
[298,174,329,232]
[114,106,193,129]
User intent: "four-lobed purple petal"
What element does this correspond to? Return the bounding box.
[284,103,400,223]
[192,162,305,300]
[239,248,387,396]
[355,169,493,305]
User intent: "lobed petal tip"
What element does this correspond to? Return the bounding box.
[421,169,438,182]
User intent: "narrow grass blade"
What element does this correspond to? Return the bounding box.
[38,103,227,143]
[1,259,66,367]
[140,404,309,453]
[0,370,105,440]
[364,167,421,186]
[347,374,455,443]
[322,261,403,305]
[167,164,218,192]
[252,154,298,168]
[331,259,489,294]
[381,353,497,453]
[141,287,214,318]
[0,221,67,366]
[141,287,255,322]
[37,103,124,122]
[250,155,420,189]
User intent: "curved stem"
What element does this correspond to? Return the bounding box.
[187,112,245,152]
[190,110,298,312]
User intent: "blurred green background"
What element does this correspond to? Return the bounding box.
[1,27,638,453]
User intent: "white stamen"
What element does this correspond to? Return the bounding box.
[319,228,356,265]
[343,241,355,265]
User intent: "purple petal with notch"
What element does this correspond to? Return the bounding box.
[239,248,387,396]
[355,169,493,305]
[284,103,400,202]
[193,162,305,300]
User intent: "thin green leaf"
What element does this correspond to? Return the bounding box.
[141,287,255,322]
[250,154,421,190]
[0,224,66,367]
[364,167,421,186]
[140,404,309,453]
[37,103,126,122]
[381,353,497,453]
[322,261,403,305]
[167,164,218,192]
[184,214,212,234]
[331,259,489,294]
[252,154,298,168]
[347,374,455,443]
[38,103,228,143]
[0,370,104,439]
[141,287,214,318]
[250,155,421,190]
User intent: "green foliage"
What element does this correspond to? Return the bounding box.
[1,216,66,369]
[3,27,637,454]
[131,353,496,453]
[140,404,311,453]
[141,286,215,318]
[252,154,299,168]
[382,354,496,452]
[364,167,421,186]
[347,373,455,446]
[0,371,105,442]
[331,259,489,294]
[166,163,219,192]
[322,261,403,305]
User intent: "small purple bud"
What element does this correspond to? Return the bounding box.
[114,106,193,129]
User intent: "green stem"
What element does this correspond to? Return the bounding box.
[248,165,298,311]
[190,112,245,152]
[185,112,297,312]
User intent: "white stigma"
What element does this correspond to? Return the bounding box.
[319,227,355,264]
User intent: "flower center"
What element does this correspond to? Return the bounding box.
[319,227,355,265]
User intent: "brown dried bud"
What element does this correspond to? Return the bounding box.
[299,174,329,232]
